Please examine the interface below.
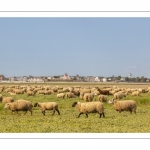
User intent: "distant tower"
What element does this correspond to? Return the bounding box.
[128,73,132,82]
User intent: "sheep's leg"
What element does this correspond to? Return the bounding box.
[85,114,88,118]
[30,110,32,116]
[52,109,55,115]
[100,113,105,118]
[16,111,21,116]
[23,111,28,115]
[42,111,45,116]
[56,109,60,115]
[77,112,83,118]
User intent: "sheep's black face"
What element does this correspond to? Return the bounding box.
[34,103,38,107]
[72,102,77,107]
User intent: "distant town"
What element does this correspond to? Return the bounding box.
[0,73,150,83]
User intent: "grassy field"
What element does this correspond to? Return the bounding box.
[0,82,150,133]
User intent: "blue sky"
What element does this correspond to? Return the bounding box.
[0,18,150,78]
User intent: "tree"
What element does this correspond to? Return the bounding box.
[117,76,121,80]
[125,77,129,82]
[136,77,141,82]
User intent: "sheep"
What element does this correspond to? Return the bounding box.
[97,88,109,95]
[72,101,105,118]
[97,94,107,102]
[34,102,60,116]
[83,93,95,102]
[131,91,140,96]
[14,89,24,94]
[57,93,65,99]
[4,99,33,116]
[2,97,14,103]
[80,88,91,94]
[27,91,35,96]
[72,89,80,97]
[114,92,126,100]
[44,90,52,95]
[66,92,76,99]
[108,99,136,114]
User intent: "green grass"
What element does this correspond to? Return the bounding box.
[1,83,150,133]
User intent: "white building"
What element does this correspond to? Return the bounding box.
[102,78,107,82]
[95,77,100,82]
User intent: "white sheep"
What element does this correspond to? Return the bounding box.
[131,91,140,96]
[34,102,60,116]
[108,99,136,114]
[72,101,105,118]
[2,97,14,103]
[66,92,76,99]
[4,99,33,115]
[97,94,107,102]
[83,93,95,102]
[114,92,126,100]
[57,93,65,99]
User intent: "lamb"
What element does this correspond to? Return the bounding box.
[97,94,107,102]
[34,102,60,116]
[4,99,33,115]
[57,93,65,99]
[108,99,136,114]
[2,97,14,103]
[72,101,105,118]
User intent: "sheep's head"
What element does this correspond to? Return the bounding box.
[108,99,115,104]
[72,102,77,107]
[34,102,38,107]
[4,103,11,109]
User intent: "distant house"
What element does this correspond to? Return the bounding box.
[102,78,107,82]
[60,73,70,80]
[95,77,100,82]
[84,76,95,82]
[28,77,44,82]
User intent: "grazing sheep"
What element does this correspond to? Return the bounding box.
[108,99,136,114]
[2,97,14,103]
[72,90,80,97]
[4,99,33,115]
[97,94,107,102]
[66,92,76,99]
[83,93,95,102]
[114,92,126,100]
[131,91,140,96]
[44,90,52,95]
[14,89,24,94]
[27,91,35,96]
[72,101,105,118]
[34,102,60,116]
[57,93,65,99]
